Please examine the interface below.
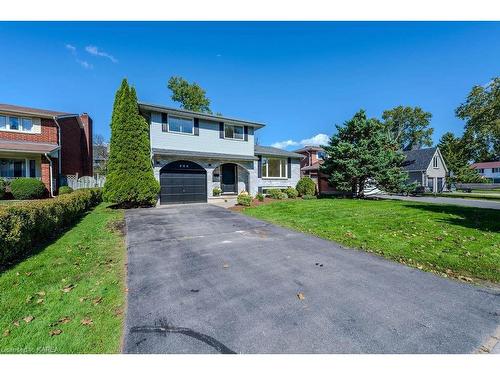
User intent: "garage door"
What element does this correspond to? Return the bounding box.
[160,161,207,205]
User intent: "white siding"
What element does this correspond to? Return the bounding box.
[150,112,255,156]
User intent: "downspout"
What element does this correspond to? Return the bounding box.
[43,153,54,197]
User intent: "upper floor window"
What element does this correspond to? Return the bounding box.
[224,124,244,140]
[493,168,500,173]
[261,157,287,178]
[0,114,35,133]
[477,168,485,173]
[317,151,325,160]
[433,156,438,168]
[168,115,193,134]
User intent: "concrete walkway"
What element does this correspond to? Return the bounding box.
[123,204,499,354]
[375,194,500,210]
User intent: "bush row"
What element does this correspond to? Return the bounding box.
[0,188,102,266]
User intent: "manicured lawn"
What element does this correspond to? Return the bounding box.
[0,203,126,353]
[424,192,500,201]
[243,199,500,283]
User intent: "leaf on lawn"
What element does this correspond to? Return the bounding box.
[49,329,62,336]
[23,316,34,324]
[25,272,33,276]
[297,292,305,300]
[3,329,10,337]
[58,317,71,324]
[81,318,93,326]
[25,295,33,303]
[36,299,44,304]
[12,320,20,327]
[36,291,46,297]
[79,297,88,303]
[62,284,75,293]
[92,297,103,305]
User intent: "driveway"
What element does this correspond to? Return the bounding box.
[375,194,500,210]
[123,204,499,354]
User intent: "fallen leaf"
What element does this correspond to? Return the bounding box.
[81,318,93,326]
[36,291,46,296]
[297,292,305,300]
[25,272,33,276]
[92,297,103,305]
[23,316,34,324]
[79,297,87,303]
[36,299,44,304]
[58,317,71,324]
[3,329,10,337]
[49,329,62,336]
[62,284,75,293]
[25,296,33,303]
[12,321,20,327]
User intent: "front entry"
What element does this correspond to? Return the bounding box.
[159,160,207,204]
[221,164,237,193]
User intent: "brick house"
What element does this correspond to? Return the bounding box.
[294,145,336,194]
[0,104,93,196]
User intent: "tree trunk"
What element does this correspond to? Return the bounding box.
[358,179,365,198]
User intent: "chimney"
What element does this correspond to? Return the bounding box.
[80,113,93,176]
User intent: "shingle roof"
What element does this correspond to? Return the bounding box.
[0,104,70,118]
[301,160,323,171]
[0,140,59,153]
[402,147,437,171]
[470,161,500,169]
[293,145,324,153]
[254,145,303,158]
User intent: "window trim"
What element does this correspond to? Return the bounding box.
[223,123,245,141]
[167,114,195,135]
[0,113,37,134]
[493,167,500,173]
[261,157,288,179]
[433,156,438,168]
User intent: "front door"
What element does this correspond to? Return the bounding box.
[221,164,237,193]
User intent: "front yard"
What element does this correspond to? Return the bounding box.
[243,198,500,283]
[0,203,126,353]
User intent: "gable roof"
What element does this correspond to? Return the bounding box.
[254,145,303,158]
[138,102,265,129]
[0,103,70,118]
[402,147,438,171]
[470,161,500,169]
[293,145,324,153]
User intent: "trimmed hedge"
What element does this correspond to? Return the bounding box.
[296,177,316,196]
[10,178,46,200]
[0,188,102,265]
[58,186,74,195]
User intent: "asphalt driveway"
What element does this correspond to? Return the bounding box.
[123,204,499,354]
[375,194,500,210]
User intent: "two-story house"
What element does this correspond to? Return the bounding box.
[138,103,302,204]
[294,145,337,194]
[470,161,500,183]
[0,104,93,196]
[402,147,448,192]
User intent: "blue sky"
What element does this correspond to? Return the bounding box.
[0,22,498,149]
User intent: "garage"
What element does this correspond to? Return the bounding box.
[159,160,207,204]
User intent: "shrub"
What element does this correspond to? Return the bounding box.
[58,186,74,195]
[256,193,264,202]
[103,79,160,207]
[296,177,316,196]
[10,178,46,200]
[0,188,102,265]
[267,189,283,199]
[213,187,222,196]
[237,193,252,206]
[302,194,317,200]
[284,187,299,199]
[0,179,7,199]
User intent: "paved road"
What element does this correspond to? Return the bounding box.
[375,194,500,210]
[123,204,499,354]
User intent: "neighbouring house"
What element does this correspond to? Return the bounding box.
[138,103,302,204]
[402,147,448,193]
[93,143,109,175]
[293,145,337,194]
[470,161,500,183]
[0,104,93,196]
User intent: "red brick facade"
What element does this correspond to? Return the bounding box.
[0,118,58,144]
[295,147,337,195]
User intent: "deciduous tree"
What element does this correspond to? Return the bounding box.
[382,106,433,151]
[167,76,212,113]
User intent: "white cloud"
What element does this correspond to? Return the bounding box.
[299,133,329,146]
[271,133,330,150]
[65,44,92,69]
[85,45,118,63]
[77,59,93,69]
[271,139,299,149]
[65,44,76,53]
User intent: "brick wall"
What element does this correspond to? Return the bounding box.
[79,114,93,176]
[0,118,58,144]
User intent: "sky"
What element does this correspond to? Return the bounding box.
[0,22,499,149]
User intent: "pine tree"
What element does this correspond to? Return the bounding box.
[321,110,407,197]
[103,79,159,206]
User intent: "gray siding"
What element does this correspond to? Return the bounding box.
[150,112,255,156]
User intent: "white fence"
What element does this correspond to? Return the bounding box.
[62,174,106,190]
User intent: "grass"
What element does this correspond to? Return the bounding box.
[425,192,500,201]
[243,198,500,283]
[0,203,126,353]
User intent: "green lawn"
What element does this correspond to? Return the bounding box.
[0,203,126,353]
[243,199,500,283]
[424,192,500,201]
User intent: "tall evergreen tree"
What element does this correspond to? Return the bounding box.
[321,110,407,197]
[103,79,159,206]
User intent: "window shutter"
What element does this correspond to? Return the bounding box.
[194,118,199,136]
[161,113,168,132]
[258,156,262,178]
[244,126,248,141]
[287,157,292,178]
[219,122,224,138]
